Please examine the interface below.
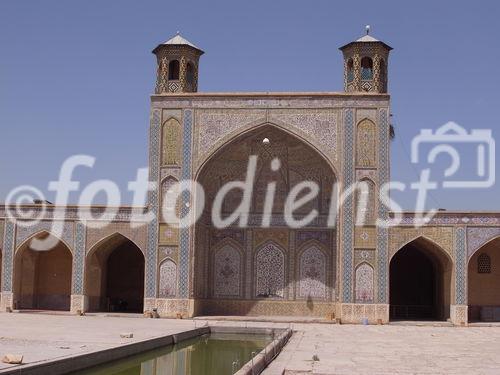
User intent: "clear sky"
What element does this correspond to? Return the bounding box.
[1,0,499,210]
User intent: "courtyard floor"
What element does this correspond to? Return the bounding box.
[0,313,500,374]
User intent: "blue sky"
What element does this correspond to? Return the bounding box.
[1,0,499,210]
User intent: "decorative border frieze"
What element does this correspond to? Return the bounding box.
[1,221,15,292]
[377,108,389,303]
[151,95,390,110]
[179,109,193,298]
[0,206,148,222]
[455,227,467,305]
[72,222,86,295]
[145,109,161,298]
[342,108,355,302]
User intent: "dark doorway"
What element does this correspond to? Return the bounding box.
[106,242,145,312]
[85,234,145,313]
[390,238,451,321]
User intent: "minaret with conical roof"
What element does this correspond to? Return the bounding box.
[152,33,204,94]
[339,26,392,93]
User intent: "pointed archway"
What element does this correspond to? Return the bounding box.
[13,232,73,311]
[468,237,500,322]
[85,233,145,313]
[193,124,337,316]
[389,237,452,321]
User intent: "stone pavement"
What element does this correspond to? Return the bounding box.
[1,313,500,374]
[0,312,197,371]
[263,323,500,375]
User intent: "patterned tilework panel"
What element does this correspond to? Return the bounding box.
[0,221,4,247]
[356,119,377,168]
[267,109,339,161]
[2,221,15,292]
[297,245,327,299]
[377,108,390,303]
[255,243,285,298]
[467,227,500,259]
[455,227,467,305]
[15,221,74,251]
[158,259,177,298]
[199,299,336,317]
[72,222,86,295]
[355,263,374,303]
[179,109,193,298]
[340,303,389,324]
[342,109,355,302]
[146,109,161,298]
[213,245,241,298]
[194,109,339,169]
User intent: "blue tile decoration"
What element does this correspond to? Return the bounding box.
[342,109,354,302]
[72,222,86,295]
[145,109,161,298]
[2,221,15,292]
[377,108,390,303]
[16,221,74,250]
[179,109,193,298]
[455,226,466,305]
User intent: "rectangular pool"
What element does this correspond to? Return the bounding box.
[74,332,273,375]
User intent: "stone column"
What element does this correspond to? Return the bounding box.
[1,221,15,311]
[155,57,169,94]
[451,226,468,325]
[70,222,87,314]
[179,56,187,92]
[372,54,381,92]
[352,51,361,92]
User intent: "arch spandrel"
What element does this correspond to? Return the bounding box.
[15,230,74,256]
[85,225,147,257]
[467,227,500,260]
[193,109,340,177]
[388,227,454,261]
[15,221,74,253]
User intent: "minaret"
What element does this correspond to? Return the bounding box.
[152,33,204,94]
[339,26,392,93]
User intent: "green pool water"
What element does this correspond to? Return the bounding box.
[74,333,272,375]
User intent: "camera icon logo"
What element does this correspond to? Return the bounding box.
[411,121,495,188]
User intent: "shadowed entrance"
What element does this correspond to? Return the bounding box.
[468,237,500,322]
[13,232,72,311]
[85,234,145,313]
[390,237,452,321]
